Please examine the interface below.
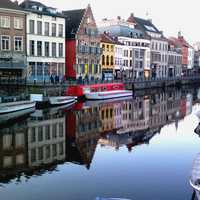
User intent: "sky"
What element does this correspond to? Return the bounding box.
[17,0,199,44]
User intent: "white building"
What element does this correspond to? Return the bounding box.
[20,1,65,82]
[118,36,150,79]
[188,46,194,71]
[114,43,124,79]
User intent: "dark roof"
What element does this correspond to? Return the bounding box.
[100,33,123,45]
[62,9,86,39]
[134,17,161,34]
[0,0,23,11]
[19,0,65,18]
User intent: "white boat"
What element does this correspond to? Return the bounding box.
[85,90,133,100]
[0,101,36,114]
[190,152,200,200]
[0,107,35,124]
[85,96,133,106]
[49,96,76,106]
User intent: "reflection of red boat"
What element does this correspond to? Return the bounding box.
[66,83,132,99]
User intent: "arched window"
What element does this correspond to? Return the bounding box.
[106,55,109,66]
[102,44,105,51]
[102,55,105,65]
[110,56,114,65]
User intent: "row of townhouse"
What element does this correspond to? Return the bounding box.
[0,0,196,82]
[98,14,195,79]
[0,0,101,82]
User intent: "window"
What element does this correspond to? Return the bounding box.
[58,24,63,37]
[59,123,63,137]
[46,145,50,159]
[45,22,49,36]
[37,21,42,35]
[37,62,43,76]
[58,63,64,75]
[110,56,114,65]
[52,23,56,36]
[52,42,56,57]
[58,43,63,57]
[111,45,114,52]
[102,55,105,65]
[14,17,23,29]
[30,40,35,56]
[0,16,10,28]
[38,147,43,160]
[37,41,42,56]
[59,142,64,155]
[31,149,36,162]
[106,55,109,65]
[31,127,36,142]
[45,125,50,140]
[45,42,49,57]
[52,124,57,138]
[107,45,109,51]
[14,36,23,51]
[52,144,57,157]
[1,36,10,51]
[38,126,43,141]
[29,20,35,34]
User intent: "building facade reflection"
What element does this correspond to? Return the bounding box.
[0,87,197,184]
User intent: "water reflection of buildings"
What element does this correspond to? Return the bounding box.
[0,88,196,184]
[0,122,28,182]
[27,110,66,168]
[65,104,101,169]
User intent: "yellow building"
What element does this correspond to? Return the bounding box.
[100,33,115,80]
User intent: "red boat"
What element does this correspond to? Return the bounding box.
[65,83,133,100]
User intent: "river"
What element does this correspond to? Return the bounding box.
[0,87,200,200]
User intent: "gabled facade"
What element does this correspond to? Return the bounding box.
[20,0,65,82]
[169,32,193,75]
[0,0,26,79]
[63,5,101,80]
[167,38,182,77]
[98,15,151,79]
[100,33,115,80]
[131,14,169,78]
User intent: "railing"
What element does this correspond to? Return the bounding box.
[0,77,27,85]
[1,75,200,86]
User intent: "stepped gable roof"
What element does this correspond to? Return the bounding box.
[62,9,86,39]
[0,0,23,11]
[169,36,189,48]
[134,16,161,34]
[20,0,64,17]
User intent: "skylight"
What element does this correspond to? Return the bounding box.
[144,25,156,32]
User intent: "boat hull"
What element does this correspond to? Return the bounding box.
[0,101,36,114]
[49,97,76,106]
[85,90,133,100]
[0,107,35,124]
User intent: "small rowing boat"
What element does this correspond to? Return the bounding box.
[0,101,36,114]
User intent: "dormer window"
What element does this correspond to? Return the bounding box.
[38,7,43,11]
[87,17,91,24]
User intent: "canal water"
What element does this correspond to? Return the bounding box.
[0,87,200,200]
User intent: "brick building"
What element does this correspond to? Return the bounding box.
[63,5,101,80]
[0,0,26,78]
